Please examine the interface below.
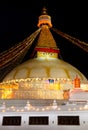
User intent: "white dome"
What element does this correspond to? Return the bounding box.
[3,57,87,81]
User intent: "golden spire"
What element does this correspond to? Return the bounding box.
[36,7,59,54]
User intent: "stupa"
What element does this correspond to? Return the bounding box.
[0,7,88,130]
[0,7,87,100]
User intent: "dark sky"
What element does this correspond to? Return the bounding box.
[0,0,88,79]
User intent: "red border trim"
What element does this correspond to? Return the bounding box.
[35,47,60,53]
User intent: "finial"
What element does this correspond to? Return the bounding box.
[37,7,52,28]
[42,6,47,15]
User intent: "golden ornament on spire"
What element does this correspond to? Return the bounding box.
[37,7,52,28]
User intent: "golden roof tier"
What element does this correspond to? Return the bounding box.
[36,25,59,53]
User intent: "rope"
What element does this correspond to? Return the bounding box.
[0,28,41,81]
[52,28,88,52]
[0,28,41,68]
